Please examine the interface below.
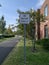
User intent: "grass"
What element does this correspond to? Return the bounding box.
[1,38,49,65]
[0,37,14,42]
[0,38,6,42]
[0,38,10,42]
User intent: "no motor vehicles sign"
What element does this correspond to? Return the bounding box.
[19,14,30,24]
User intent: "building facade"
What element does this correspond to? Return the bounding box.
[40,0,49,39]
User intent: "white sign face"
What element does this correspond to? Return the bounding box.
[19,14,30,24]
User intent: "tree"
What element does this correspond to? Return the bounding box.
[0,16,6,34]
[17,9,45,39]
[6,25,13,35]
[17,9,45,52]
[30,9,46,51]
[17,9,35,38]
[30,9,45,40]
[34,9,45,40]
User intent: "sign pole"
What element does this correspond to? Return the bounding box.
[19,13,30,65]
[24,24,26,65]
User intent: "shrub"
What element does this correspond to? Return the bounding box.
[35,39,43,45]
[3,34,15,38]
[42,39,49,50]
[0,34,4,39]
[36,39,49,50]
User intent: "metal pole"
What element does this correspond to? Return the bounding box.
[24,24,26,65]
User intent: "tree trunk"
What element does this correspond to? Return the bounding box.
[37,22,40,40]
[37,9,40,40]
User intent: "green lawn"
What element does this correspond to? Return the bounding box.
[0,37,14,42]
[1,38,49,65]
[0,38,9,42]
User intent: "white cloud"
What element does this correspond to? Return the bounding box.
[36,0,45,9]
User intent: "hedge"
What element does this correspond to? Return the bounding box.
[36,39,49,50]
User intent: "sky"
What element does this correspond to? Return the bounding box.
[0,0,45,28]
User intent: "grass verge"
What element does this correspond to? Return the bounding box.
[0,38,10,42]
[0,37,14,42]
[1,39,49,65]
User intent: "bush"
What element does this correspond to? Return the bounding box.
[0,34,4,39]
[36,39,49,50]
[3,34,15,38]
[42,39,49,50]
[36,39,44,45]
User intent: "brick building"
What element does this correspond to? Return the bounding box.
[39,0,49,39]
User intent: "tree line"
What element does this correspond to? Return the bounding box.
[0,16,14,36]
[17,9,45,40]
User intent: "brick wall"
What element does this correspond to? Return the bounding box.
[40,0,49,39]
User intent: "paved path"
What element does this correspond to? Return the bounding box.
[0,37,20,65]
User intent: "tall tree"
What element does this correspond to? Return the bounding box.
[17,9,45,52]
[0,16,6,34]
[17,9,45,39]
[7,25,13,34]
[17,9,35,38]
[34,9,45,40]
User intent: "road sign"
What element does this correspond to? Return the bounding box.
[19,13,30,65]
[19,14,30,24]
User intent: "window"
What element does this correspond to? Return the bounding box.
[44,5,48,16]
[44,25,48,38]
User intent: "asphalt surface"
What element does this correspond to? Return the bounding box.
[0,37,20,65]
